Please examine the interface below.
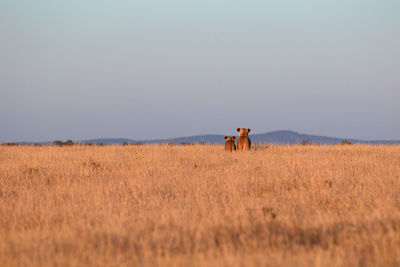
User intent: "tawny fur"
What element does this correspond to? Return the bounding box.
[236,128,251,151]
[224,136,236,152]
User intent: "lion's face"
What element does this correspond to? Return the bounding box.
[236,128,251,137]
[224,136,236,142]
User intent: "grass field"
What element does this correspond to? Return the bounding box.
[0,144,399,266]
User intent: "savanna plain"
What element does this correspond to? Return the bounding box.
[0,144,399,267]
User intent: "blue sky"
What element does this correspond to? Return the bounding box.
[1,0,399,142]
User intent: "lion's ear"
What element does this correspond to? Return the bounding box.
[236,128,240,132]
[232,136,236,140]
[247,128,251,133]
[224,136,228,140]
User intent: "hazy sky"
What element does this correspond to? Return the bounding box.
[1,0,399,142]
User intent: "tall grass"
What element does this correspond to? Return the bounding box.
[0,145,399,266]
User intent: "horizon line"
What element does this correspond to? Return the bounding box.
[2,130,400,144]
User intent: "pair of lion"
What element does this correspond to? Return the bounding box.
[224,128,251,152]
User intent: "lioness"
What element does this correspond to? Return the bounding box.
[224,136,236,152]
[236,128,251,151]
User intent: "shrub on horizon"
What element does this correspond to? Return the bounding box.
[53,140,64,147]
[132,142,144,146]
[181,142,195,146]
[65,140,74,146]
[299,140,313,146]
[1,142,19,146]
[341,140,353,145]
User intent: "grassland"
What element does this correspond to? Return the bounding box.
[0,144,399,267]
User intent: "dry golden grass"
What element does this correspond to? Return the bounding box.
[0,144,399,267]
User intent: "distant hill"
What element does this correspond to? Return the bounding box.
[75,130,399,145]
[249,130,400,145]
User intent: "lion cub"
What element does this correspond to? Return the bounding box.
[224,136,236,152]
[236,128,251,151]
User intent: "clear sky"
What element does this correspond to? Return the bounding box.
[1,0,399,142]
